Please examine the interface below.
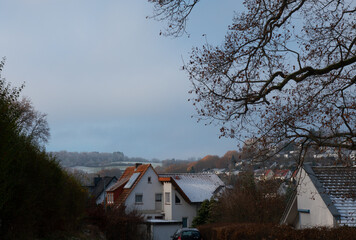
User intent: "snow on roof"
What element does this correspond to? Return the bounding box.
[312,166,356,226]
[146,219,182,223]
[308,166,356,227]
[159,173,224,203]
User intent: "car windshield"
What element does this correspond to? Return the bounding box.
[182,230,200,237]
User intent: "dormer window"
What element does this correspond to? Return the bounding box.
[148,176,152,184]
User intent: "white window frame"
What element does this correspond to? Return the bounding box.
[107,193,114,204]
[135,193,143,204]
[165,192,170,205]
[155,193,162,202]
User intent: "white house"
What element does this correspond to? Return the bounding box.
[106,163,224,228]
[281,164,356,228]
[159,173,224,227]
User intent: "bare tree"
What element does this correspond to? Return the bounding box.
[148,0,199,37]
[14,97,50,145]
[0,58,50,146]
[149,0,356,162]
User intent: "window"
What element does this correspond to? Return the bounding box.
[155,193,162,202]
[135,193,143,204]
[124,172,141,189]
[175,194,181,204]
[165,192,170,205]
[148,176,151,184]
[107,193,114,204]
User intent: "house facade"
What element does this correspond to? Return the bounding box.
[86,176,118,205]
[281,165,356,228]
[106,164,224,227]
[264,169,274,180]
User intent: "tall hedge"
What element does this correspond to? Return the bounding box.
[198,223,356,240]
[0,64,87,239]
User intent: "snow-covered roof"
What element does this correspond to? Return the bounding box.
[306,165,356,227]
[159,173,224,203]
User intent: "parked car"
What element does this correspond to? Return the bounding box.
[171,228,202,240]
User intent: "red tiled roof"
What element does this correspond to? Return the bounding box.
[158,177,171,182]
[107,176,130,192]
[291,169,298,178]
[274,169,290,177]
[111,164,153,205]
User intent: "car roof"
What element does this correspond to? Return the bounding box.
[180,228,200,231]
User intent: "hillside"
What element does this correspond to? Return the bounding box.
[52,151,153,167]
[156,151,240,173]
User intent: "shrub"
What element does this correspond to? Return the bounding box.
[192,199,216,227]
[198,223,356,240]
[86,200,144,240]
[210,171,286,224]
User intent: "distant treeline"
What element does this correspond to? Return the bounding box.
[156,151,240,173]
[52,151,154,167]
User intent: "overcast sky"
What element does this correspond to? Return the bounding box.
[0,0,243,160]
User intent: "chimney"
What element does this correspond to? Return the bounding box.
[94,175,101,186]
[135,163,142,169]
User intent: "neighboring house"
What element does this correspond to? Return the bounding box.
[281,165,356,228]
[264,169,274,180]
[87,176,118,204]
[254,169,265,181]
[274,169,292,180]
[351,151,356,165]
[211,168,225,175]
[159,173,224,227]
[106,164,224,228]
[290,169,298,182]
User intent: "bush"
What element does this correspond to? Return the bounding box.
[198,223,356,240]
[86,200,144,240]
[0,135,87,239]
[210,171,286,224]
[192,199,216,227]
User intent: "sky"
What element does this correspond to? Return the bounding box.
[0,0,243,160]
